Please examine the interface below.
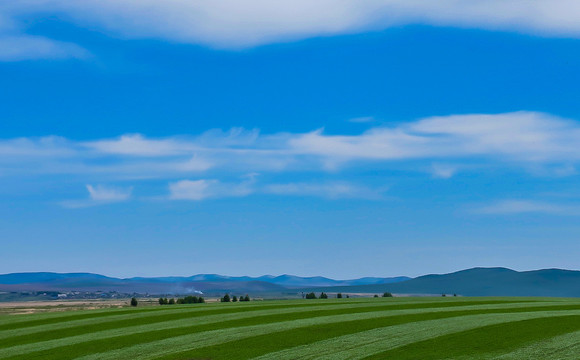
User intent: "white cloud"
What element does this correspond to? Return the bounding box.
[290,112,580,164]
[84,134,197,157]
[0,136,75,158]
[0,35,88,62]
[86,184,132,202]
[265,182,383,199]
[430,163,457,179]
[168,178,381,201]
[60,184,132,208]
[7,1,580,50]
[474,200,580,216]
[168,178,254,201]
[348,116,376,124]
[2,112,580,180]
[169,179,215,200]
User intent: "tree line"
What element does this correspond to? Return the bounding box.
[303,292,392,299]
[220,294,250,302]
[158,295,205,305]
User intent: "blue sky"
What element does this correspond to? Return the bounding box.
[1,1,580,278]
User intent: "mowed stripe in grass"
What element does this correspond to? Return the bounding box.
[0,307,172,331]
[0,300,351,331]
[0,299,400,341]
[0,298,442,330]
[252,311,580,360]
[0,299,530,349]
[156,307,580,360]
[0,300,538,359]
[0,296,538,328]
[0,301,378,344]
[35,304,580,360]
[497,330,580,359]
[365,315,580,360]
[2,299,578,360]
[0,299,384,329]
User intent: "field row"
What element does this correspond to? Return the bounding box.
[1,297,579,359]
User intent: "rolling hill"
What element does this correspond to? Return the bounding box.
[0,272,408,295]
[303,267,580,297]
[3,267,580,297]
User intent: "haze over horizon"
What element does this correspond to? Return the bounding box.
[2,1,580,278]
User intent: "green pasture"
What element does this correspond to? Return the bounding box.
[1,297,579,359]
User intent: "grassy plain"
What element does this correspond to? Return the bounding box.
[0,297,579,359]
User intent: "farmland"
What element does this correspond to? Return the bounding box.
[1,297,579,359]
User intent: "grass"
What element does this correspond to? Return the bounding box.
[0,297,579,359]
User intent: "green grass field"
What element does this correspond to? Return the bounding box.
[1,297,579,359]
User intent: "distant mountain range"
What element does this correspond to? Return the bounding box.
[303,267,580,297]
[0,272,409,295]
[2,267,580,297]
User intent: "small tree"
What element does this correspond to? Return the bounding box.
[382,292,393,297]
[305,292,316,299]
[346,294,350,298]
[168,298,175,305]
[232,295,238,302]
[337,293,342,298]
[198,297,205,303]
[221,294,231,302]
[319,292,328,299]
[373,294,379,298]
[130,297,138,307]
[163,297,168,305]
[244,295,250,302]
[158,297,165,305]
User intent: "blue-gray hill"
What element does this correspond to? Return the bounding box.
[302,267,580,297]
[0,272,408,294]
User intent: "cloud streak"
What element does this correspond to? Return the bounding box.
[86,184,132,202]
[2,112,580,180]
[4,1,580,56]
[0,35,88,62]
[60,184,132,208]
[7,0,580,49]
[3,111,579,205]
[264,182,384,199]
[474,200,580,216]
[168,179,253,201]
[167,178,382,201]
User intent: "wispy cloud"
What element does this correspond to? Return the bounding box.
[2,112,580,180]
[86,184,132,202]
[264,182,384,199]
[6,1,580,51]
[430,164,458,179]
[474,200,580,216]
[167,178,382,201]
[84,134,198,157]
[61,184,132,208]
[348,116,376,124]
[0,35,88,62]
[3,111,580,205]
[290,112,580,164]
[168,178,254,201]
